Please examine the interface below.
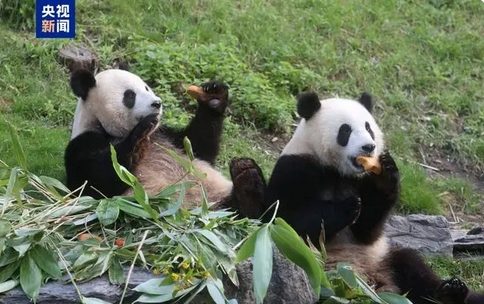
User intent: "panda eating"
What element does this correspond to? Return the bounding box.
[64,67,265,216]
[258,91,484,304]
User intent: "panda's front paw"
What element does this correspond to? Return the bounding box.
[199,81,230,114]
[373,151,400,193]
[340,196,362,227]
[130,114,159,143]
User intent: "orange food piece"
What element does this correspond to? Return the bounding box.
[114,238,125,247]
[356,155,381,175]
[186,85,205,100]
[78,233,102,242]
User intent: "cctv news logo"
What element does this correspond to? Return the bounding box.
[36,0,76,38]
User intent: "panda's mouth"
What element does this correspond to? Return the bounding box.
[350,157,364,170]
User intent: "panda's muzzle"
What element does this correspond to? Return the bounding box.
[151,101,161,109]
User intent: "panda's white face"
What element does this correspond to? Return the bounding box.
[283,95,384,177]
[71,69,162,139]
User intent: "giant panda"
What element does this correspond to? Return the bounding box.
[64,67,265,216]
[258,91,484,304]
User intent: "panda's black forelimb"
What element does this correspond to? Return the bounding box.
[350,151,401,245]
[65,114,158,199]
[162,80,229,165]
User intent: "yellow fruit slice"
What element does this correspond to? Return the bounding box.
[186,85,205,100]
[356,155,381,175]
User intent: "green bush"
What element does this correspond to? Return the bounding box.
[129,39,297,132]
[0,0,35,30]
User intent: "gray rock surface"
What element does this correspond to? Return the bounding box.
[0,246,317,304]
[384,214,454,257]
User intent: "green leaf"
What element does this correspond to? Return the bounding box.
[6,121,27,170]
[0,260,20,283]
[108,256,125,285]
[133,278,174,295]
[355,274,384,303]
[378,292,413,304]
[38,175,70,193]
[82,297,113,304]
[159,185,185,217]
[20,252,42,301]
[0,220,12,238]
[182,137,195,161]
[116,199,151,218]
[0,279,19,293]
[322,296,351,303]
[5,167,28,204]
[0,248,18,267]
[271,218,323,293]
[12,242,31,258]
[134,293,175,303]
[234,227,260,263]
[109,146,159,221]
[206,277,225,304]
[30,245,62,280]
[337,263,358,289]
[96,199,120,226]
[253,225,272,304]
[196,229,229,253]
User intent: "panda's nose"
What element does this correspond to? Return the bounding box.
[151,101,161,109]
[361,144,376,153]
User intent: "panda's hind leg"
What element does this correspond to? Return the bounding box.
[212,157,267,219]
[385,247,484,304]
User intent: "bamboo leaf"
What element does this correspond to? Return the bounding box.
[182,137,195,161]
[235,226,260,263]
[0,260,20,283]
[0,279,19,294]
[337,263,358,289]
[133,278,174,295]
[378,292,413,304]
[0,220,12,238]
[206,277,225,304]
[20,252,42,301]
[95,199,120,226]
[253,225,272,304]
[116,199,151,218]
[82,297,113,304]
[271,218,323,293]
[108,256,125,285]
[6,121,27,170]
[30,245,62,280]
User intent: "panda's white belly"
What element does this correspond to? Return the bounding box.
[123,137,233,208]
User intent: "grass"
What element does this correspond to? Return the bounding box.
[1,0,484,292]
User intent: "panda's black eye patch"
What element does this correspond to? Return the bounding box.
[365,122,375,140]
[337,124,352,147]
[123,89,136,109]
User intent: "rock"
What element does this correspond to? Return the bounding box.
[223,245,318,304]
[384,214,454,257]
[452,226,484,256]
[57,45,99,72]
[0,246,317,304]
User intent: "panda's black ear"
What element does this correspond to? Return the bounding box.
[358,92,373,113]
[118,62,130,71]
[297,91,321,120]
[70,69,96,100]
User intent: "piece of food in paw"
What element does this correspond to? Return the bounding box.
[186,85,205,100]
[356,155,382,174]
